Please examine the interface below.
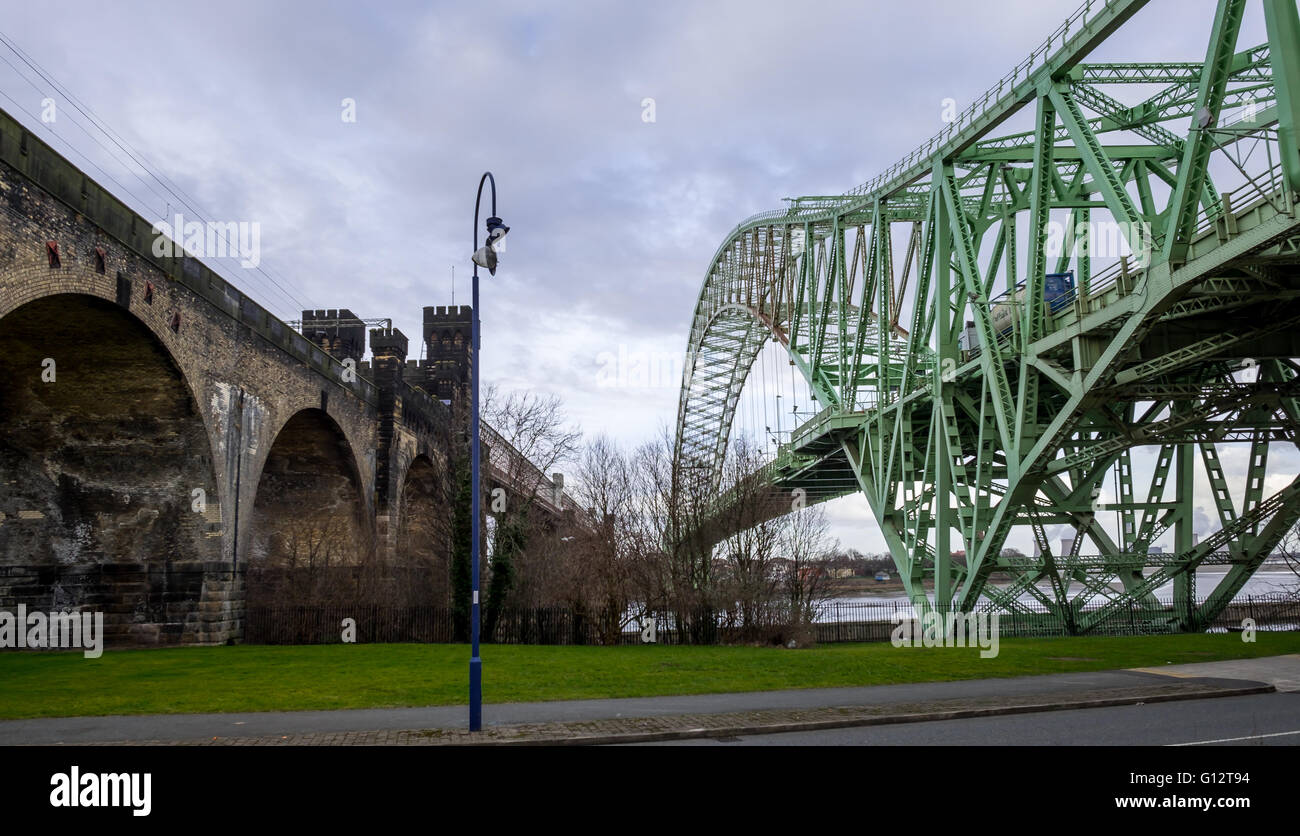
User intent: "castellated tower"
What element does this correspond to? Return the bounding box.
[301,308,366,364]
[423,305,472,404]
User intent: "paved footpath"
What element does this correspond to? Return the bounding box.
[3,654,1296,746]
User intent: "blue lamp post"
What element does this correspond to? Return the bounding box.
[467,172,508,732]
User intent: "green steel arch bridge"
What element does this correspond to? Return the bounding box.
[674,0,1300,632]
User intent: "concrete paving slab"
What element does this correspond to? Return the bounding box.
[1129,653,1300,692]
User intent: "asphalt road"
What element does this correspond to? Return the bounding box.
[630,691,1300,745]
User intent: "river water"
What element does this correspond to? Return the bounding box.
[822,567,1298,618]
[623,568,1297,629]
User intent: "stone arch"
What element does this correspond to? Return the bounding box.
[394,453,448,605]
[0,293,220,565]
[246,407,371,605]
[0,293,225,644]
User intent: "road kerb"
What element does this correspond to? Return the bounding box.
[447,682,1277,746]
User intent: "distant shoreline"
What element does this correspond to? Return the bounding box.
[825,567,1299,599]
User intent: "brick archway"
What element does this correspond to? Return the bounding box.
[394,454,448,606]
[0,292,224,643]
[245,407,372,605]
[0,293,220,563]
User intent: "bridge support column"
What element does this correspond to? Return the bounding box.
[370,327,410,563]
[1172,440,1196,627]
[190,562,246,645]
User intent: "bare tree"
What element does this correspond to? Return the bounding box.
[479,384,582,636]
[714,436,783,639]
[567,436,641,643]
[247,514,387,609]
[627,425,719,643]
[622,427,804,644]
[481,383,582,511]
[780,504,832,628]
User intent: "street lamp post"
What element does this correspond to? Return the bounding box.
[468,172,508,732]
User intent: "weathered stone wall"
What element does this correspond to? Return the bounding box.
[0,562,242,646]
[0,107,443,647]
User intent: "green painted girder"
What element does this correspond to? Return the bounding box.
[978,43,1273,153]
[1116,43,1273,131]
[1072,58,1270,86]
[1164,0,1249,264]
[964,144,1181,163]
[1265,0,1300,193]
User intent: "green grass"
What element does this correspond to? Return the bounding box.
[0,632,1297,720]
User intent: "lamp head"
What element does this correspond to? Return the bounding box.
[471,244,497,275]
[472,216,510,276]
[485,216,509,246]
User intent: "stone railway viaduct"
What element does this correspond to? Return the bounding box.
[0,106,566,645]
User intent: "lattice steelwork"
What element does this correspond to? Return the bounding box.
[675,0,1300,631]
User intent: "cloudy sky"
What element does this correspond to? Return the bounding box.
[0,0,1288,554]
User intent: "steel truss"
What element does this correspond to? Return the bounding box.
[675,0,1300,631]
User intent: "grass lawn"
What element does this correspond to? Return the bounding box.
[1,632,1297,720]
